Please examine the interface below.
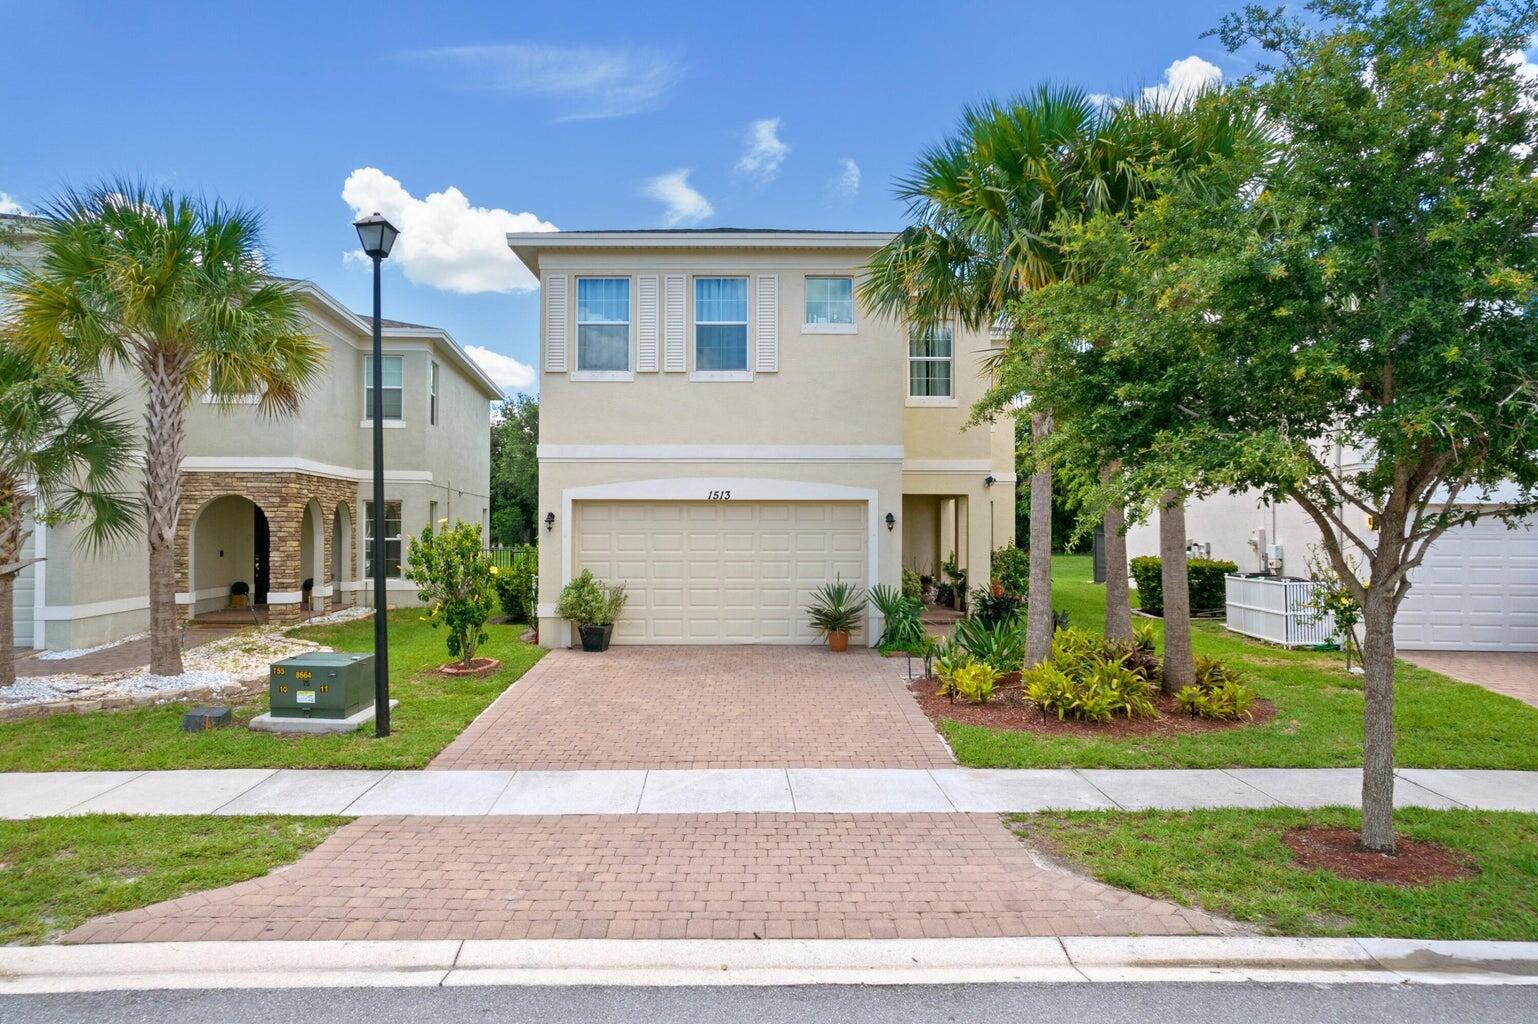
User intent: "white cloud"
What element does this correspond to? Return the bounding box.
[412,42,681,121]
[642,169,713,226]
[465,344,536,393]
[828,158,861,199]
[734,118,789,182]
[340,168,556,294]
[1092,55,1223,110]
[0,192,26,215]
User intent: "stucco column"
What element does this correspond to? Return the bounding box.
[939,498,957,568]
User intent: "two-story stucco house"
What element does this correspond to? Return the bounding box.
[6,218,503,653]
[507,229,1017,648]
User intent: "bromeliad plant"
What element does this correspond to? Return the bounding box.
[806,578,867,651]
[405,521,499,669]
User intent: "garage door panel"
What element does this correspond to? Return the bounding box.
[1397,517,1538,651]
[574,499,867,645]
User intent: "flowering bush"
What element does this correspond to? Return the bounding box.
[405,520,498,668]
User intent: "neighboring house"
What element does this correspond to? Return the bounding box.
[507,229,1017,647]
[1125,483,1538,652]
[4,218,502,652]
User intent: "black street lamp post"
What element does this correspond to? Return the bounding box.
[354,212,399,738]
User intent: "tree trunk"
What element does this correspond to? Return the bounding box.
[1158,489,1194,692]
[1025,413,1053,666]
[0,572,13,687]
[143,351,189,677]
[1358,589,1398,853]
[1101,464,1132,642]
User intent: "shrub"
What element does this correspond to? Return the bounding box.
[990,545,1030,597]
[955,615,1026,676]
[806,578,866,638]
[1021,626,1161,723]
[1128,556,1239,614]
[1175,655,1257,720]
[947,659,998,704]
[901,567,923,601]
[556,569,628,627]
[970,585,1023,628]
[1132,620,1159,653]
[230,580,249,596]
[936,581,957,608]
[931,637,966,688]
[1101,637,1163,687]
[871,583,924,652]
[405,521,498,667]
[492,545,537,623]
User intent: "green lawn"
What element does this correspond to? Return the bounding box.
[0,814,343,944]
[940,554,1538,769]
[0,613,543,772]
[1014,807,1538,940]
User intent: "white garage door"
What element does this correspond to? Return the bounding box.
[1396,517,1538,651]
[574,500,868,644]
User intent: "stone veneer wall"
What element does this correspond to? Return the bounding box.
[175,472,359,624]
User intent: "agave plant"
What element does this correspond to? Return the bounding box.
[954,616,1026,676]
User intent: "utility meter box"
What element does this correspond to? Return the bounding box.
[268,652,374,720]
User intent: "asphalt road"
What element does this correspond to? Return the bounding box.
[1,983,1534,1024]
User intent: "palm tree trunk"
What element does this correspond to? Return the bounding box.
[1158,489,1194,692]
[1358,586,1398,852]
[1026,413,1053,666]
[0,571,14,687]
[143,351,189,677]
[1101,463,1132,642]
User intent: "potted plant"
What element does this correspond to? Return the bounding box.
[557,569,628,652]
[806,578,866,652]
[229,581,250,609]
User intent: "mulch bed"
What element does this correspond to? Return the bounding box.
[908,676,1275,738]
[437,658,501,678]
[1283,826,1479,886]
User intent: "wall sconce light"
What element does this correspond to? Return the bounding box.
[983,474,996,488]
[885,512,897,532]
[544,511,556,532]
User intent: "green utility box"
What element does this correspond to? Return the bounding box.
[268,652,374,720]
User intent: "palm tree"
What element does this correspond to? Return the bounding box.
[865,87,1269,668]
[0,347,139,684]
[8,184,323,675]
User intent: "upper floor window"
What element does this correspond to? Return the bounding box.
[908,323,954,401]
[365,355,404,420]
[429,361,440,425]
[576,277,631,375]
[364,499,403,578]
[804,276,854,332]
[694,277,749,372]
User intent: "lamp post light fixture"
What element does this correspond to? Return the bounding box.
[354,212,399,738]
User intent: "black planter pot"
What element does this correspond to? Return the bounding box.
[578,623,614,652]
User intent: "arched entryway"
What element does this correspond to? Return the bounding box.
[188,495,271,620]
[331,502,353,609]
[299,499,325,612]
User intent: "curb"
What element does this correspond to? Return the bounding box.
[2,937,1538,993]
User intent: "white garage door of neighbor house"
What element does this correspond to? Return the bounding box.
[11,516,35,649]
[574,500,868,644]
[1395,517,1538,651]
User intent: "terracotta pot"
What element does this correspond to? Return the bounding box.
[827,631,850,652]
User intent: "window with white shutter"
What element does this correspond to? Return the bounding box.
[543,274,568,373]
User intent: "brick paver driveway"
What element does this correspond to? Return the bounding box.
[1399,650,1538,709]
[429,646,953,770]
[66,813,1220,943]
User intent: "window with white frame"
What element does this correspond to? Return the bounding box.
[364,499,403,578]
[576,277,631,373]
[804,277,854,328]
[365,355,404,420]
[429,361,440,424]
[694,277,749,372]
[908,323,954,399]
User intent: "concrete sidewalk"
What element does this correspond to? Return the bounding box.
[3,766,1535,818]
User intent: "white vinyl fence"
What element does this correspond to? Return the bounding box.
[1224,574,1338,648]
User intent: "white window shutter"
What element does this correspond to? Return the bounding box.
[636,275,659,372]
[663,273,686,372]
[755,274,779,372]
[544,274,568,373]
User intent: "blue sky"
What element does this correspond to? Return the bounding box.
[3,0,1266,396]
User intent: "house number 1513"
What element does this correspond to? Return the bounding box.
[706,490,732,501]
